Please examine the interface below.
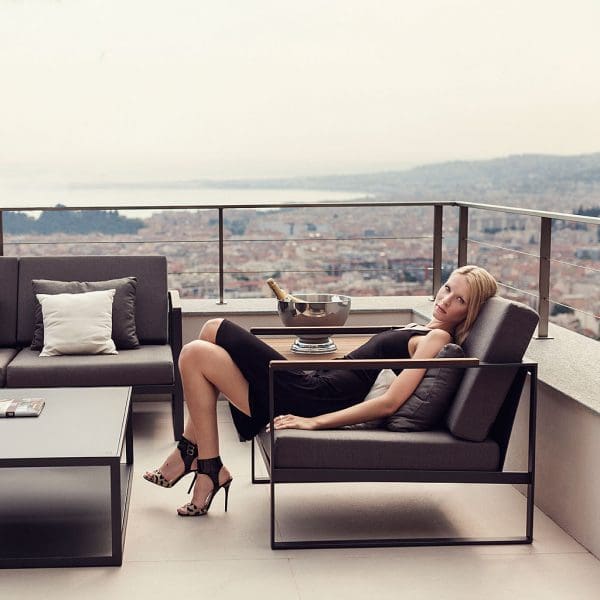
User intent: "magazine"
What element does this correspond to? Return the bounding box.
[0,398,45,418]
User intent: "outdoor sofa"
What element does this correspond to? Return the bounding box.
[0,255,183,439]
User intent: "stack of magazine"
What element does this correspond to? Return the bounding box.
[0,398,45,418]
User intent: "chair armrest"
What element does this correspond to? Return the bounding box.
[266,358,537,421]
[268,356,479,371]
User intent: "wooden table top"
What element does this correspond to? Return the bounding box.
[258,335,370,360]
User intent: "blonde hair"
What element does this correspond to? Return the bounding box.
[451,265,498,344]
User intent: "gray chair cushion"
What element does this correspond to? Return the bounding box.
[346,343,466,432]
[30,277,140,350]
[0,348,19,386]
[387,343,466,431]
[258,428,500,471]
[17,256,168,346]
[445,296,539,442]
[0,257,18,347]
[6,345,173,387]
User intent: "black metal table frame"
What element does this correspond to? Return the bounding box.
[0,400,134,568]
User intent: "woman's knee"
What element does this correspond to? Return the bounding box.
[198,318,224,343]
[179,339,211,374]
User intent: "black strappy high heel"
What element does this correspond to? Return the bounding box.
[177,456,233,517]
[143,435,198,488]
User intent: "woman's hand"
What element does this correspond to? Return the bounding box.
[266,414,318,431]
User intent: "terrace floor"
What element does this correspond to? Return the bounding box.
[2,400,600,600]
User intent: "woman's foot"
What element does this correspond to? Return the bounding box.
[177,463,233,516]
[143,436,198,488]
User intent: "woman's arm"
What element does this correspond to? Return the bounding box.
[272,329,451,431]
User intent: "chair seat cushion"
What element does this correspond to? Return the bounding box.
[258,428,500,471]
[7,345,173,387]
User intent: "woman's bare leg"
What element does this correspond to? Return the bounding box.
[145,318,247,489]
[176,319,251,511]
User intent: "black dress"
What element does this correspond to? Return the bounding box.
[215,318,428,440]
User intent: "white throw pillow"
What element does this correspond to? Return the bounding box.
[363,368,396,400]
[36,289,118,356]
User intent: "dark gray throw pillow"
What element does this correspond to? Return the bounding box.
[343,343,466,432]
[31,277,139,350]
[386,343,465,431]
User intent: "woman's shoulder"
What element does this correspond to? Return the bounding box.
[416,328,453,354]
[405,323,452,342]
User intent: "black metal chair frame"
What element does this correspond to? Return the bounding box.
[250,327,538,550]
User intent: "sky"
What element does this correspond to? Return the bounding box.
[1,0,600,186]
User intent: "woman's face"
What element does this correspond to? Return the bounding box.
[432,272,471,327]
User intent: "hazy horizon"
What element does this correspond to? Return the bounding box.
[2,1,600,187]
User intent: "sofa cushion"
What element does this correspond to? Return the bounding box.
[6,345,173,387]
[0,348,19,386]
[17,256,168,346]
[31,277,139,350]
[37,290,118,357]
[0,257,18,347]
[258,428,500,471]
[445,296,539,442]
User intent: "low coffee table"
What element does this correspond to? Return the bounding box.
[0,387,133,568]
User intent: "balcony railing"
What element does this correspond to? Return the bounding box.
[1,200,598,339]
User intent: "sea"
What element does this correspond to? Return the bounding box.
[1,187,372,220]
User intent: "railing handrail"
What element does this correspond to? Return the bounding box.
[455,201,600,225]
[1,198,599,225]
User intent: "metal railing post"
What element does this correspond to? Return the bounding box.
[217,208,226,304]
[0,210,4,256]
[537,217,552,338]
[431,204,443,298]
[457,205,468,266]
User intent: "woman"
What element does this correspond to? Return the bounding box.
[144,265,497,517]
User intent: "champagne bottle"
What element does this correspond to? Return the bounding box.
[266,278,303,303]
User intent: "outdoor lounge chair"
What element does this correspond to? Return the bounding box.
[250,295,539,549]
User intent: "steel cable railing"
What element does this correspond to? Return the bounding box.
[1,200,598,338]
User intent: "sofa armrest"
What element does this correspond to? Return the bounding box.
[169,288,182,312]
[168,289,185,439]
[168,289,182,357]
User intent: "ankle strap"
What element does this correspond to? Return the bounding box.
[177,435,198,458]
[197,456,223,475]
[197,456,223,488]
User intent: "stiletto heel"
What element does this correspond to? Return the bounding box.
[143,435,198,488]
[177,456,233,517]
[224,481,231,512]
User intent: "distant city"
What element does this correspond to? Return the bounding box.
[3,153,599,339]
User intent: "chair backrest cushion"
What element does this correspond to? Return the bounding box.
[445,296,539,441]
[0,257,19,346]
[17,256,169,346]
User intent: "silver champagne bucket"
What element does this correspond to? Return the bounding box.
[277,293,351,353]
